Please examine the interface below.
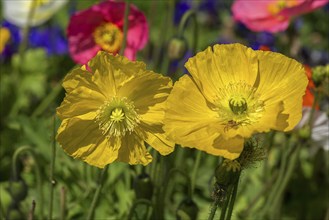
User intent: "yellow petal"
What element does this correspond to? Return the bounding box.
[255,50,308,131]
[88,52,146,97]
[185,43,258,103]
[141,122,175,155]
[62,66,94,93]
[118,69,173,113]
[205,136,244,160]
[116,133,152,165]
[56,118,120,168]
[56,86,105,120]
[164,75,221,149]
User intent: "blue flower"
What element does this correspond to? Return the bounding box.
[1,20,68,59]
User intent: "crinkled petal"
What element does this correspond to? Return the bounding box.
[164,75,222,150]
[255,50,308,131]
[141,122,174,155]
[56,86,105,120]
[89,52,146,97]
[185,44,258,103]
[118,68,172,114]
[57,118,120,168]
[116,133,152,165]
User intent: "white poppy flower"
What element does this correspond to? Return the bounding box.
[2,0,67,27]
[297,107,329,153]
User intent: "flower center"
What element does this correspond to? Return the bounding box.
[93,23,123,53]
[215,81,265,132]
[229,97,247,115]
[267,0,298,15]
[95,97,139,137]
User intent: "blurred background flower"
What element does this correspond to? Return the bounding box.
[67,0,149,64]
[0,20,68,59]
[2,0,68,27]
[232,0,328,33]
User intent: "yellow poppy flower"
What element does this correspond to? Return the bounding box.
[164,43,308,160]
[56,52,174,168]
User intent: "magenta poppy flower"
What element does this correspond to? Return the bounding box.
[67,0,148,64]
[232,0,328,33]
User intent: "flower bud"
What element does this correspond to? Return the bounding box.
[312,65,329,87]
[237,138,266,170]
[133,173,153,200]
[167,37,188,60]
[215,159,240,187]
[176,198,198,220]
[9,179,28,202]
[298,125,311,140]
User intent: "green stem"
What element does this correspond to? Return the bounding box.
[28,200,36,220]
[270,143,301,218]
[191,151,202,194]
[307,92,319,135]
[48,116,57,220]
[208,199,220,220]
[225,174,240,220]
[86,166,109,220]
[177,10,198,54]
[239,172,279,218]
[60,186,66,220]
[127,199,154,220]
[119,0,130,56]
[31,83,63,117]
[12,146,44,218]
[12,146,33,180]
[258,136,295,218]
[219,186,233,220]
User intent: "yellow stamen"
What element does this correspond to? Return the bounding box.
[93,23,123,53]
[95,97,139,137]
[215,81,265,131]
[267,0,298,15]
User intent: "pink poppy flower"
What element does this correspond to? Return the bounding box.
[67,0,148,64]
[232,0,328,33]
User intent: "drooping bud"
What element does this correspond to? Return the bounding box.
[167,36,188,60]
[9,179,28,202]
[176,198,198,220]
[133,173,153,200]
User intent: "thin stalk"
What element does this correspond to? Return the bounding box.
[219,186,233,220]
[60,186,66,220]
[86,166,109,220]
[270,143,301,217]
[31,83,63,117]
[48,116,57,220]
[225,174,241,220]
[28,200,36,220]
[240,172,279,218]
[154,156,165,220]
[191,151,202,194]
[177,10,198,54]
[127,199,154,220]
[207,199,220,220]
[12,146,33,180]
[258,137,295,218]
